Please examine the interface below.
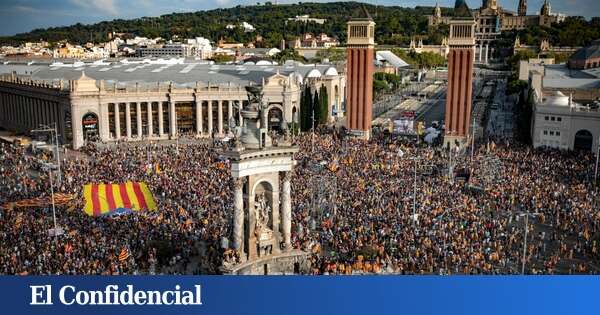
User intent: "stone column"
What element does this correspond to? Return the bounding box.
[100,103,110,142]
[233,177,245,255]
[114,103,121,139]
[228,101,233,121]
[281,172,292,250]
[484,44,489,64]
[158,102,164,136]
[125,103,132,139]
[195,100,202,136]
[147,102,153,137]
[478,44,483,62]
[207,101,213,136]
[136,102,142,138]
[238,100,244,127]
[217,100,223,136]
[169,101,176,137]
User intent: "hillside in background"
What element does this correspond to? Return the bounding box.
[1,1,598,50]
[0,2,444,47]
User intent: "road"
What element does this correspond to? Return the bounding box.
[415,88,446,127]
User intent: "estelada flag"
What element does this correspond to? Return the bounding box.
[118,247,130,262]
[83,182,157,217]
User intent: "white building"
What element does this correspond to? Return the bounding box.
[532,90,599,152]
[226,22,255,33]
[287,15,327,25]
[186,37,213,60]
[0,60,345,149]
[137,44,191,58]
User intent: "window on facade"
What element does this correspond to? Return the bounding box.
[551,117,555,121]
[550,131,554,136]
[543,130,548,135]
[557,117,562,122]
[545,116,549,120]
[556,131,561,136]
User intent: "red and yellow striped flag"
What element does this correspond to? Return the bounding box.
[118,247,130,262]
[83,182,157,217]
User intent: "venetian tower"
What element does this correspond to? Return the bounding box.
[346,7,375,140]
[221,86,309,275]
[444,0,476,149]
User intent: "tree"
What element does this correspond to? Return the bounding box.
[317,84,329,125]
[273,48,306,63]
[312,90,319,129]
[300,85,312,131]
[211,54,234,64]
[373,79,389,95]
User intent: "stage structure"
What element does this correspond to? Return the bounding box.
[221,86,309,275]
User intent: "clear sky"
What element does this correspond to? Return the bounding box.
[0,0,597,36]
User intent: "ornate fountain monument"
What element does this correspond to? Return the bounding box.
[221,86,309,275]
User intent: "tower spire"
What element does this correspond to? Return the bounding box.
[518,0,527,16]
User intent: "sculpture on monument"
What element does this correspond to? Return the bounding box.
[220,85,309,275]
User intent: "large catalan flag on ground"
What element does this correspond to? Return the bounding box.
[83,182,157,217]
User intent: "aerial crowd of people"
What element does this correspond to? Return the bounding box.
[0,129,598,275]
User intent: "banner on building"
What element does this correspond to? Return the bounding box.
[83,182,157,217]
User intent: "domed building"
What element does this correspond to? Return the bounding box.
[428,0,566,63]
[0,60,345,149]
[532,90,600,152]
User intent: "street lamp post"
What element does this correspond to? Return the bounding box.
[594,138,599,183]
[412,156,417,226]
[32,123,62,184]
[48,166,58,238]
[521,211,529,275]
[518,209,541,275]
[311,108,315,153]
[470,116,476,163]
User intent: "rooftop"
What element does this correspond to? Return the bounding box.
[569,39,600,62]
[542,64,600,90]
[0,59,341,89]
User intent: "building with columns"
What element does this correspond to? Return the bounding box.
[0,60,345,149]
[429,0,565,64]
[345,7,375,140]
[444,3,476,149]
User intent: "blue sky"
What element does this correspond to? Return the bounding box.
[0,0,597,36]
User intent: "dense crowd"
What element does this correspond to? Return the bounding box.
[0,141,230,274]
[0,130,598,275]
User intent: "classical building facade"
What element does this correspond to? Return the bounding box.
[532,91,599,153]
[409,37,450,58]
[345,8,375,139]
[522,42,600,153]
[0,60,345,149]
[429,0,565,63]
[444,8,476,149]
[513,37,581,56]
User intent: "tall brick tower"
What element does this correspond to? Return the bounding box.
[444,4,476,149]
[346,7,375,140]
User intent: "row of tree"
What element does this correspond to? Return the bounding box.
[299,85,329,132]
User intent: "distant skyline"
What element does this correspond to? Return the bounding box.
[0,0,598,36]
